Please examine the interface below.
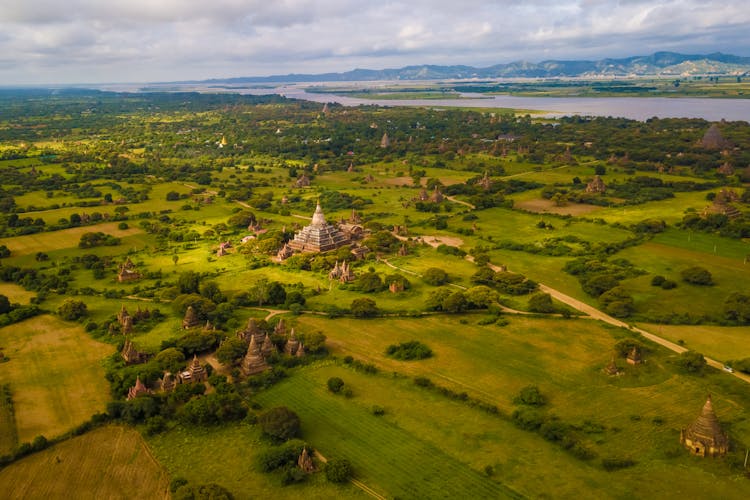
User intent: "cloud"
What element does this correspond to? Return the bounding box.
[0,0,748,84]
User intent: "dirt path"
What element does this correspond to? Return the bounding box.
[445,195,475,209]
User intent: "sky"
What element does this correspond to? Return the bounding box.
[1,0,749,84]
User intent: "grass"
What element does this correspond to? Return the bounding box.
[0,425,170,499]
[0,384,17,455]
[0,283,37,304]
[0,315,113,442]
[147,422,367,499]
[0,222,143,258]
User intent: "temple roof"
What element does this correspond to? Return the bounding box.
[685,395,729,445]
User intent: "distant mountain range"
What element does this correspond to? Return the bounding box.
[197,52,750,84]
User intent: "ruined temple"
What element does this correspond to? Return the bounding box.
[328,261,355,283]
[121,339,148,364]
[160,372,177,393]
[479,171,492,191]
[429,187,444,203]
[182,306,201,329]
[585,175,606,194]
[274,318,287,336]
[294,174,311,188]
[680,395,729,457]
[237,318,265,345]
[700,124,730,150]
[626,346,643,365]
[127,376,151,400]
[380,132,390,148]
[261,333,276,358]
[603,355,620,376]
[287,202,349,253]
[117,258,141,282]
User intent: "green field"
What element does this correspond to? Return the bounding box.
[0,425,170,499]
[147,422,367,499]
[0,315,113,442]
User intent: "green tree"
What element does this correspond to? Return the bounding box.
[259,406,301,441]
[351,298,378,318]
[422,267,448,286]
[676,350,707,374]
[681,266,713,286]
[325,458,353,483]
[58,299,87,320]
[0,294,11,315]
[441,291,467,313]
[216,338,248,366]
[327,377,345,393]
[528,292,555,313]
[178,271,201,294]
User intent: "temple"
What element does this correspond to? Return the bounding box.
[287,202,349,253]
[127,376,151,400]
[680,395,729,457]
[179,355,207,384]
[241,335,269,376]
[182,306,201,329]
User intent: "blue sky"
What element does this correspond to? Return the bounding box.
[1,0,749,84]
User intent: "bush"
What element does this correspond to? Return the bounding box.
[650,275,665,286]
[681,266,713,285]
[259,406,301,441]
[385,340,433,360]
[327,377,345,393]
[371,405,385,416]
[350,298,378,318]
[257,439,306,472]
[660,279,677,289]
[528,292,555,313]
[513,385,546,406]
[325,458,353,483]
[511,407,546,431]
[174,483,234,500]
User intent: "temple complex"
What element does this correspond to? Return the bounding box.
[287,202,349,254]
[680,395,729,457]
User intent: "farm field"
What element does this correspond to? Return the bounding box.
[0,425,170,499]
[0,315,113,443]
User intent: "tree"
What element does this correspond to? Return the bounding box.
[266,281,287,305]
[528,292,555,313]
[0,294,10,315]
[325,458,353,483]
[200,281,225,304]
[178,271,201,294]
[259,406,301,441]
[58,299,87,320]
[676,350,707,374]
[681,266,713,285]
[327,377,345,393]
[464,285,497,309]
[355,272,384,293]
[0,245,9,258]
[216,338,248,366]
[723,293,750,324]
[154,348,186,373]
[351,298,378,318]
[166,191,181,201]
[442,291,467,313]
[174,483,234,500]
[422,267,448,286]
[513,385,546,406]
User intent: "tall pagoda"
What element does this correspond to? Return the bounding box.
[241,335,269,376]
[287,202,349,253]
[680,395,729,457]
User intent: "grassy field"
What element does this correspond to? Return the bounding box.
[0,222,143,257]
[254,360,750,499]
[147,422,367,499]
[0,315,113,442]
[0,384,17,455]
[0,425,170,499]
[0,283,37,304]
[641,323,750,363]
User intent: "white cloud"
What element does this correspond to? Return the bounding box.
[0,0,748,84]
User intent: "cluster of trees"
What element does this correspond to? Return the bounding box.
[425,285,498,313]
[471,268,537,295]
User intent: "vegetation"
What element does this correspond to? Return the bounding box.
[385,340,433,360]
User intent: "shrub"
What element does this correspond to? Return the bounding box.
[422,267,448,286]
[528,292,555,313]
[601,457,636,471]
[350,298,378,318]
[257,439,306,472]
[650,275,665,286]
[681,266,713,285]
[414,376,434,388]
[660,279,677,289]
[325,458,353,483]
[327,377,345,393]
[371,405,385,416]
[385,340,433,361]
[511,407,546,431]
[676,350,707,374]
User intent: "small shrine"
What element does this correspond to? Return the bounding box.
[298,447,315,473]
[479,171,492,191]
[179,355,207,384]
[274,318,287,336]
[603,355,620,376]
[241,336,269,376]
[127,376,151,400]
[284,328,300,356]
[294,174,311,188]
[680,395,729,457]
[328,261,355,283]
[429,187,444,203]
[380,132,390,148]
